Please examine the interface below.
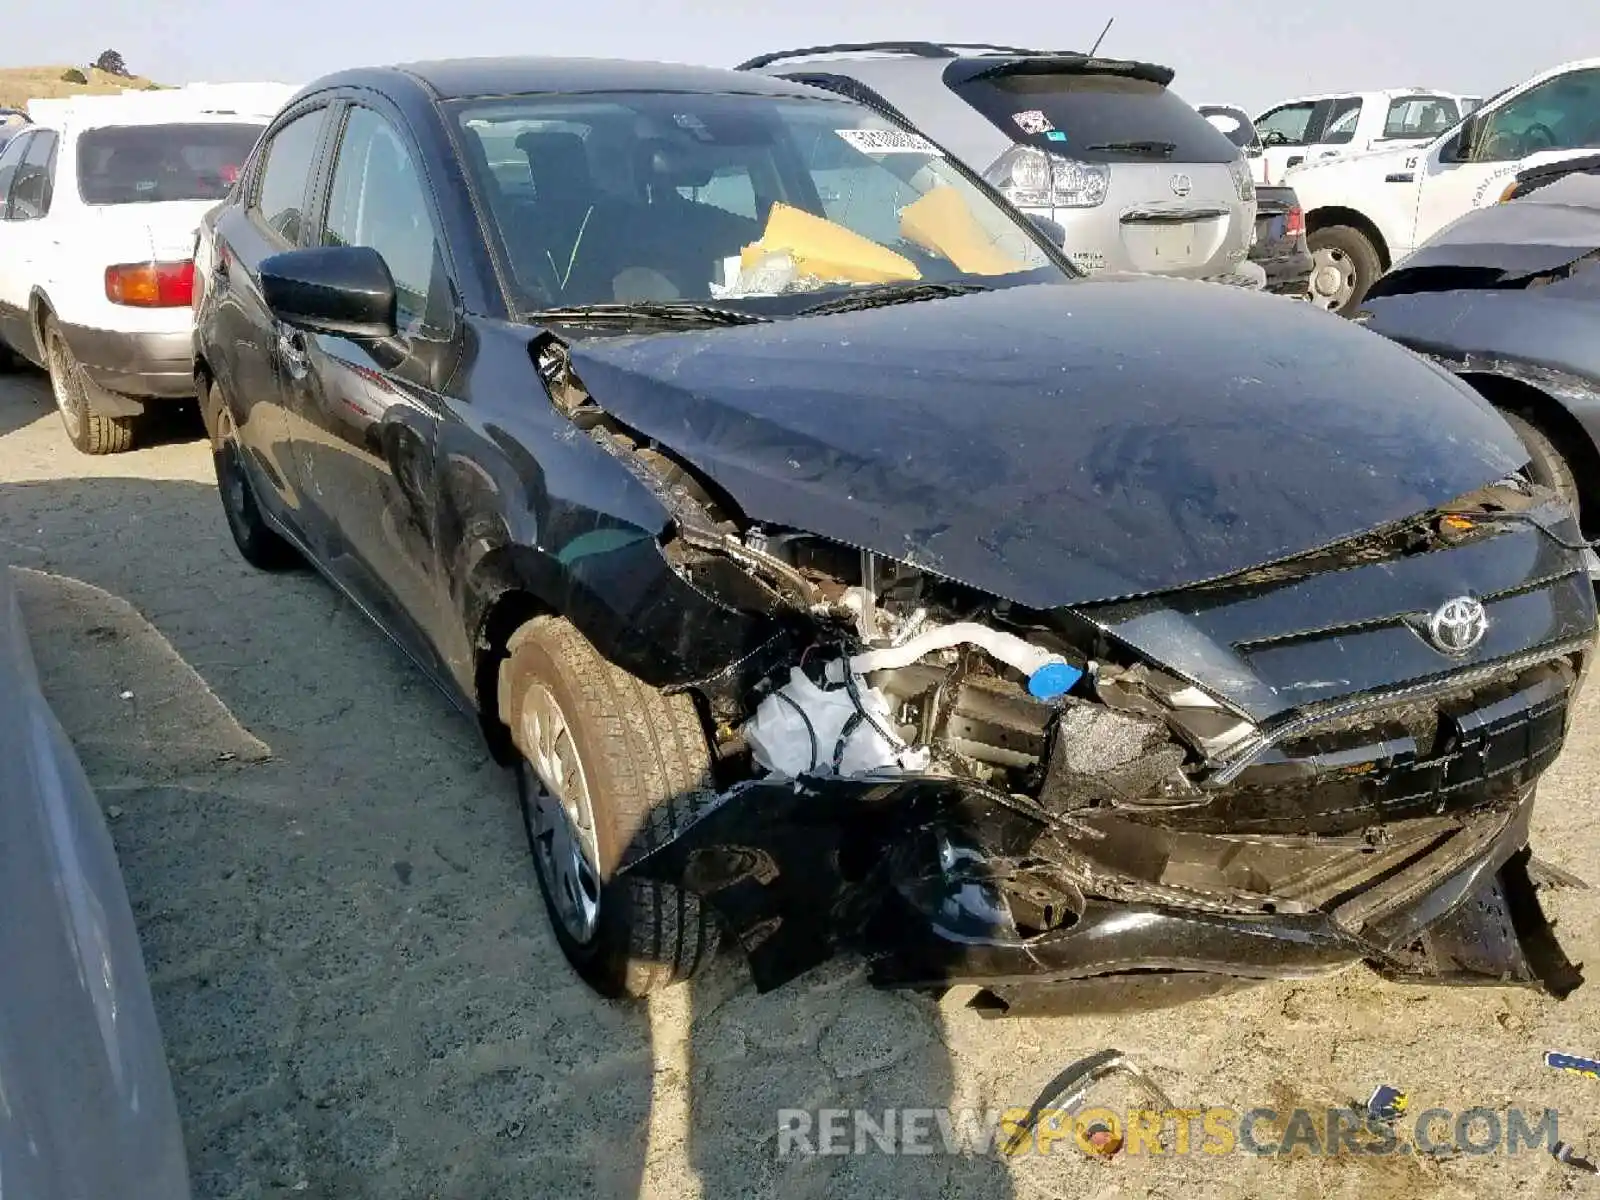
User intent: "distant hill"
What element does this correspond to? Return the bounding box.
[0,65,163,111]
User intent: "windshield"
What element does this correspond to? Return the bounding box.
[449,92,1064,313]
[77,122,264,205]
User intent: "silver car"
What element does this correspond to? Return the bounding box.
[739,41,1258,282]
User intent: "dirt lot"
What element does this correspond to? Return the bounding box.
[2,367,1598,1199]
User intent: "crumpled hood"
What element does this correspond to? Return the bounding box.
[1368,192,1600,293]
[566,278,1525,609]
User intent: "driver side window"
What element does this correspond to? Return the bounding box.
[1473,68,1600,162]
[322,106,452,338]
[1320,99,1363,145]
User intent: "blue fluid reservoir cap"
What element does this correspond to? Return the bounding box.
[1028,661,1083,700]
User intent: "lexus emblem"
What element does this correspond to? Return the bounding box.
[1426,596,1488,656]
[1169,173,1193,197]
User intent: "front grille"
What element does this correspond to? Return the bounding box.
[1158,659,1574,836]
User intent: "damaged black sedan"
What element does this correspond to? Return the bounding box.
[193,57,1596,1011]
[1359,160,1600,533]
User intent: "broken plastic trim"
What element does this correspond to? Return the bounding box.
[1206,636,1593,785]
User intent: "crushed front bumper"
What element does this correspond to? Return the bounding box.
[623,655,1588,1013]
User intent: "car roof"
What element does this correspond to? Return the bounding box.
[306,57,832,103]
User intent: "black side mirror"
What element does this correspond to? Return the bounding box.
[1445,113,1481,163]
[259,245,398,341]
[1024,212,1066,246]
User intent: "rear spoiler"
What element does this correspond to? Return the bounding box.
[946,55,1175,89]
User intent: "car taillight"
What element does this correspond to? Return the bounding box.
[983,145,1110,210]
[1228,156,1256,204]
[105,260,196,308]
[1285,205,1305,238]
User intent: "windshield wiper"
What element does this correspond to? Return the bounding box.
[795,281,990,316]
[531,301,770,327]
[1085,139,1178,157]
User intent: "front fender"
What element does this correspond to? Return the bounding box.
[436,412,781,695]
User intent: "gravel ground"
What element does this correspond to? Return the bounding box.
[3,366,1598,1200]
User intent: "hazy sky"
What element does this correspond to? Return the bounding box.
[5,0,1594,113]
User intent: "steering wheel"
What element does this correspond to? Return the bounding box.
[1522,122,1558,154]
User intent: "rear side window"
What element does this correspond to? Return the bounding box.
[1382,96,1460,139]
[252,110,327,242]
[77,123,263,205]
[950,69,1239,164]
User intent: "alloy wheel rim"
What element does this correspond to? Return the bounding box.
[1309,247,1356,311]
[521,683,603,943]
[46,332,85,440]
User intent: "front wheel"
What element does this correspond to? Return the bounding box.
[43,316,135,455]
[1500,409,1581,523]
[1307,225,1382,316]
[499,617,721,998]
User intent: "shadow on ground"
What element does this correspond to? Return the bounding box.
[2,472,1004,1199]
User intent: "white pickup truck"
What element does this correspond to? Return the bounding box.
[1254,88,1476,186]
[1287,58,1600,313]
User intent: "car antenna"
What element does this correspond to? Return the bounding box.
[1088,16,1114,56]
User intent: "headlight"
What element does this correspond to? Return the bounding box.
[985,145,1110,209]
[1227,156,1256,204]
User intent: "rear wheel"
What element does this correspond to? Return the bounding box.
[1307,225,1382,316]
[1500,408,1581,522]
[43,316,135,455]
[210,383,300,570]
[499,617,720,998]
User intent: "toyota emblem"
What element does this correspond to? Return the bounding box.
[1426,596,1488,656]
[1169,173,1193,197]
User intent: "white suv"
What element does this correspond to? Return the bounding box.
[1287,59,1600,314]
[0,84,292,453]
[1254,89,1475,186]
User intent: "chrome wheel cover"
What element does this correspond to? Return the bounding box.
[1309,246,1357,311]
[522,683,603,944]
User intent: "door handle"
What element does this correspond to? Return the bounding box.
[276,328,310,380]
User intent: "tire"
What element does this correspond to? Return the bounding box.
[1500,408,1581,522]
[1307,225,1382,316]
[499,616,721,998]
[210,382,300,570]
[43,316,136,454]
